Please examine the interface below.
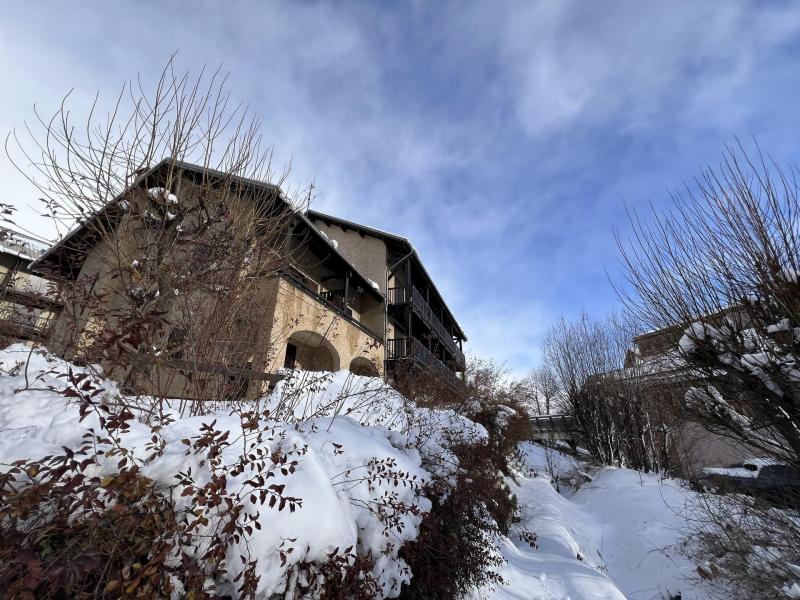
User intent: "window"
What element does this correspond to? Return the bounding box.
[284,342,297,369]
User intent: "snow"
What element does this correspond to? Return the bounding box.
[266,370,487,482]
[368,279,380,291]
[767,318,792,334]
[570,468,710,599]
[0,346,730,599]
[702,466,756,478]
[0,227,49,261]
[148,186,179,205]
[473,443,714,600]
[703,457,780,478]
[0,345,486,598]
[679,321,721,355]
[785,583,800,598]
[520,441,582,479]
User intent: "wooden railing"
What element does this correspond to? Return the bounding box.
[386,337,462,387]
[388,285,465,367]
[320,289,352,317]
[279,265,358,321]
[0,308,56,342]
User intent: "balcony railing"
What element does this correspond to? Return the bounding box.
[320,289,352,317]
[0,304,56,342]
[386,337,462,387]
[388,285,465,367]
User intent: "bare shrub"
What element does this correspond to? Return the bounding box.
[392,358,541,599]
[6,57,306,408]
[398,443,506,600]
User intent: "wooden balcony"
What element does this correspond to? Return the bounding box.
[279,267,378,338]
[320,289,353,317]
[386,336,462,388]
[387,285,465,367]
[0,308,56,342]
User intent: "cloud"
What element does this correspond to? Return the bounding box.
[451,1,800,138]
[3,1,800,376]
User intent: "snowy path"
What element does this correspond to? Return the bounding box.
[472,444,713,600]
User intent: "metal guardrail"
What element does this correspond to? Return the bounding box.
[529,414,577,433]
[388,285,465,366]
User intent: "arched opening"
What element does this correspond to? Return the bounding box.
[349,356,380,377]
[284,331,340,372]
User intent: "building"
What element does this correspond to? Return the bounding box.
[307,210,467,386]
[0,228,61,344]
[623,316,758,477]
[29,160,465,398]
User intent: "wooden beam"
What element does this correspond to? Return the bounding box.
[388,251,413,276]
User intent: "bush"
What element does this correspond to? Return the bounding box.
[394,358,535,599]
[398,443,507,600]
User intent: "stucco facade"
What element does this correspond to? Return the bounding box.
[35,160,387,402]
[311,220,388,293]
[262,277,383,376]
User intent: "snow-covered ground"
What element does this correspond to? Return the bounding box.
[0,343,725,599]
[0,344,486,598]
[475,443,714,600]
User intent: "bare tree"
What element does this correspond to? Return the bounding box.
[542,312,675,472]
[529,365,560,415]
[616,144,800,468]
[5,58,318,409]
[616,144,800,598]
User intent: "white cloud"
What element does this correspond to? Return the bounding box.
[3,1,800,377]
[462,1,800,137]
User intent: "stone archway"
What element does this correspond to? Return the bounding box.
[284,330,340,372]
[349,356,380,377]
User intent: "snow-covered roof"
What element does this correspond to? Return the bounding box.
[0,227,51,263]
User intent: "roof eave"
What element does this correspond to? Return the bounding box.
[305,209,466,341]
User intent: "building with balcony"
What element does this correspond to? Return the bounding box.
[28,160,465,400]
[0,229,61,344]
[307,211,466,387]
[32,160,386,399]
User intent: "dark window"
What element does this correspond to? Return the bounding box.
[284,343,297,369]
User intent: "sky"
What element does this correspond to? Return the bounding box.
[2,1,800,375]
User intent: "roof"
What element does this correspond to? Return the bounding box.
[306,209,466,340]
[0,227,50,264]
[632,305,747,344]
[33,159,283,275]
[31,159,383,302]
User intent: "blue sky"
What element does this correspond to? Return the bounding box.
[3,1,800,374]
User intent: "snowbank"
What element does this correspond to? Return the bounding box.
[474,443,714,600]
[267,369,488,481]
[0,345,484,598]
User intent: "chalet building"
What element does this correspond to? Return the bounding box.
[307,210,466,386]
[0,229,61,344]
[25,160,465,399]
